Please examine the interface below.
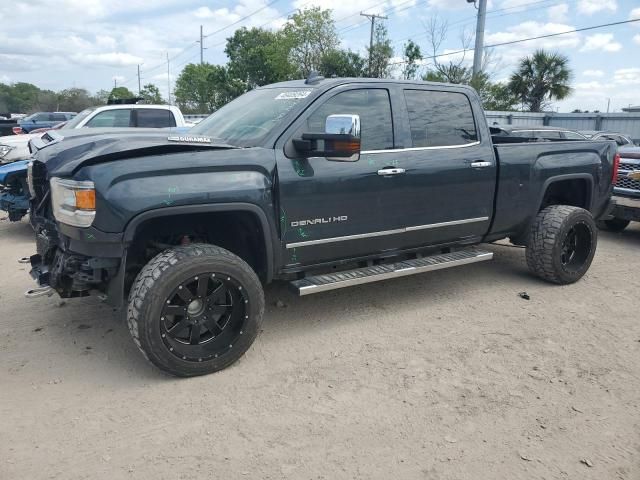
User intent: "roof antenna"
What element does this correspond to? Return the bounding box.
[305,71,325,85]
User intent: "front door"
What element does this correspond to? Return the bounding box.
[276,86,403,267]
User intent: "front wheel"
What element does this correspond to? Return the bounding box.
[525,205,597,285]
[127,244,265,377]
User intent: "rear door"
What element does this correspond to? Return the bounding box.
[388,88,496,245]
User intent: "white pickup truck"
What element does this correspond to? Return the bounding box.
[0,104,191,164]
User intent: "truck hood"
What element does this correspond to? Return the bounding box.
[33,129,237,177]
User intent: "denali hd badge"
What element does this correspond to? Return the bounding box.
[291,216,348,227]
[167,135,212,143]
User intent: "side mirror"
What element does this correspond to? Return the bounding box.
[293,114,361,161]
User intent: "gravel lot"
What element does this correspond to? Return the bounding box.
[1,216,639,480]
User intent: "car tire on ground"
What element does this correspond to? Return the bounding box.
[597,217,630,232]
[525,205,597,285]
[127,243,265,377]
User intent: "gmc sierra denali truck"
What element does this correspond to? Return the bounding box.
[24,77,617,376]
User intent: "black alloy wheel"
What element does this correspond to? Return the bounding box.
[161,273,248,362]
[559,222,592,273]
[127,244,265,377]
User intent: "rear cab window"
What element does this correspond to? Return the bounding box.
[135,109,177,128]
[403,90,478,147]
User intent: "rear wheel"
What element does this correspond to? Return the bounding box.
[526,205,597,284]
[597,217,629,232]
[127,244,264,377]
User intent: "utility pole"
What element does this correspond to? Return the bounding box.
[166,52,171,105]
[113,77,117,89]
[606,98,611,113]
[471,0,487,77]
[137,64,141,95]
[198,25,205,65]
[360,12,387,77]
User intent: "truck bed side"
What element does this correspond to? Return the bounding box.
[489,141,616,240]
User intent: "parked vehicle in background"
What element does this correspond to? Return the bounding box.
[598,146,640,232]
[18,112,76,133]
[579,131,636,147]
[24,77,615,377]
[0,122,67,165]
[0,104,192,222]
[0,104,189,165]
[0,117,19,136]
[491,125,587,141]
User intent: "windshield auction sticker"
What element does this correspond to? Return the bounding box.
[275,90,312,100]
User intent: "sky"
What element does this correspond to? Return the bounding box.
[0,0,638,112]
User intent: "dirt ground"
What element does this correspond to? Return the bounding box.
[1,216,639,480]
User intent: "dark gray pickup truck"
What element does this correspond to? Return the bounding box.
[25,77,617,376]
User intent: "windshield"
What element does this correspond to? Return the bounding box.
[63,107,97,129]
[190,87,314,147]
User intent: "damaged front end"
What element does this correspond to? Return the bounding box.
[26,160,125,305]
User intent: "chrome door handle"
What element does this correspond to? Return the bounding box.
[377,167,406,176]
[470,161,492,168]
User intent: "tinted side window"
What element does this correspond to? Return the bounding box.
[403,90,477,147]
[51,113,67,122]
[136,109,177,128]
[34,113,50,121]
[305,89,393,151]
[537,131,562,139]
[85,109,132,128]
[563,131,585,140]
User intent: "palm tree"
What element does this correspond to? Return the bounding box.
[508,50,572,112]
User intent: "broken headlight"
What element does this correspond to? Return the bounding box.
[50,177,96,228]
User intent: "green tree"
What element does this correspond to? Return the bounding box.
[225,27,296,89]
[92,89,111,106]
[367,23,393,78]
[319,49,366,77]
[481,82,519,111]
[508,49,572,112]
[57,88,94,112]
[109,86,135,101]
[174,63,245,114]
[284,7,339,76]
[139,83,164,104]
[401,40,422,80]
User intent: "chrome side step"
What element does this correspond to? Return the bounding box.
[290,249,493,296]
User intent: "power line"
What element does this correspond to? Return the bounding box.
[393,0,571,46]
[389,17,640,66]
[203,0,281,39]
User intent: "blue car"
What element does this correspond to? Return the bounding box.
[18,112,76,133]
[0,159,30,221]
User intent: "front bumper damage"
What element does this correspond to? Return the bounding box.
[26,219,125,306]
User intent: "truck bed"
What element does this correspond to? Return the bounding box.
[489,139,616,240]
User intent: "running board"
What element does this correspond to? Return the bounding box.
[290,249,493,296]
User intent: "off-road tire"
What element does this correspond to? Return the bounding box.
[127,244,264,377]
[597,217,630,232]
[525,205,597,284]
